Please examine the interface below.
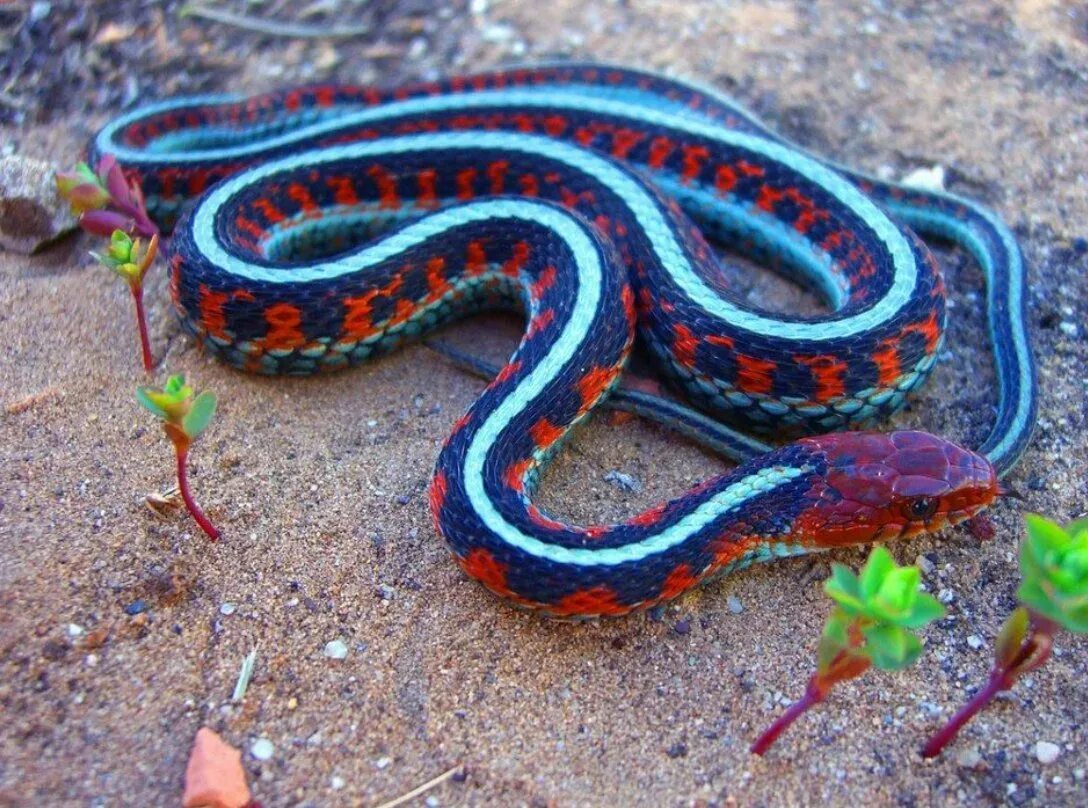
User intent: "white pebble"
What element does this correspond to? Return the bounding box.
[375,756,392,769]
[324,640,349,660]
[250,738,275,761]
[967,635,983,650]
[330,775,346,790]
[901,165,946,192]
[67,623,84,637]
[1035,741,1061,764]
[727,596,744,614]
[219,602,236,616]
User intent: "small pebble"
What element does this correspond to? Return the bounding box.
[67,623,84,637]
[330,775,345,790]
[665,742,688,759]
[901,164,946,192]
[1035,741,1061,765]
[375,756,392,769]
[956,746,982,768]
[324,640,349,660]
[124,600,149,615]
[727,596,744,614]
[915,554,936,576]
[603,470,642,493]
[425,797,439,808]
[967,635,983,650]
[250,738,275,761]
[673,618,691,635]
[219,603,236,616]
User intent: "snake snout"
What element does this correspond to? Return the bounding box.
[799,430,1000,548]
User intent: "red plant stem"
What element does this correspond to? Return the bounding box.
[921,618,1055,758]
[920,668,1008,759]
[176,449,220,541]
[751,676,826,756]
[130,284,153,372]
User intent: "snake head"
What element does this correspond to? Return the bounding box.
[797,430,1001,548]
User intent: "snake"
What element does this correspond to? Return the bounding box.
[91,63,1037,617]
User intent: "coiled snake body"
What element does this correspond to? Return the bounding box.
[92,64,1036,616]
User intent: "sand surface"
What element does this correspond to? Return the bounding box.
[1,1,1087,805]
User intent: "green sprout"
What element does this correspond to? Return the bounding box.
[751,547,945,755]
[90,229,158,371]
[922,514,1088,757]
[56,157,160,372]
[137,375,220,541]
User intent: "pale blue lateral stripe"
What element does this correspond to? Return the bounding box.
[188,127,917,343]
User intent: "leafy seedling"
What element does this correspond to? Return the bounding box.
[56,157,160,372]
[922,514,1088,757]
[90,229,159,371]
[137,375,220,541]
[751,546,945,755]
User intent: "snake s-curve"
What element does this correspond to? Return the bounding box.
[92,64,1036,617]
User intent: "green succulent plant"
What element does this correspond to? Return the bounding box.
[923,514,1088,758]
[137,375,220,541]
[752,546,943,756]
[56,157,160,372]
[1017,515,1088,632]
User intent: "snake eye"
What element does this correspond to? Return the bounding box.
[907,496,938,521]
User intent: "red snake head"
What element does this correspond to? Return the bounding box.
[797,430,1001,548]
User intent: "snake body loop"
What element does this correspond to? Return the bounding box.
[93,64,1036,616]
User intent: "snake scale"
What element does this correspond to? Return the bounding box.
[91,63,1036,617]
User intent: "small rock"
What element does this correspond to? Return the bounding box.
[250,738,275,761]
[1035,741,1061,765]
[665,742,688,758]
[901,164,946,193]
[915,554,936,576]
[124,599,149,615]
[967,635,984,650]
[67,623,84,637]
[956,746,982,768]
[0,155,77,254]
[183,727,251,808]
[330,775,345,791]
[219,603,236,616]
[375,756,392,769]
[603,470,642,493]
[324,640,349,660]
[727,596,744,614]
[673,618,691,635]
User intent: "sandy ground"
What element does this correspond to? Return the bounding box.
[2,1,1087,805]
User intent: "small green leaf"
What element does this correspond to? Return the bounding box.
[817,608,851,674]
[871,566,921,622]
[135,387,167,418]
[182,391,217,438]
[897,591,945,629]
[863,623,922,670]
[164,374,186,395]
[859,546,895,600]
[824,563,866,614]
[1065,518,1088,541]
[994,606,1030,669]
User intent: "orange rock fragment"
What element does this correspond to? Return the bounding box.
[183,727,251,808]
